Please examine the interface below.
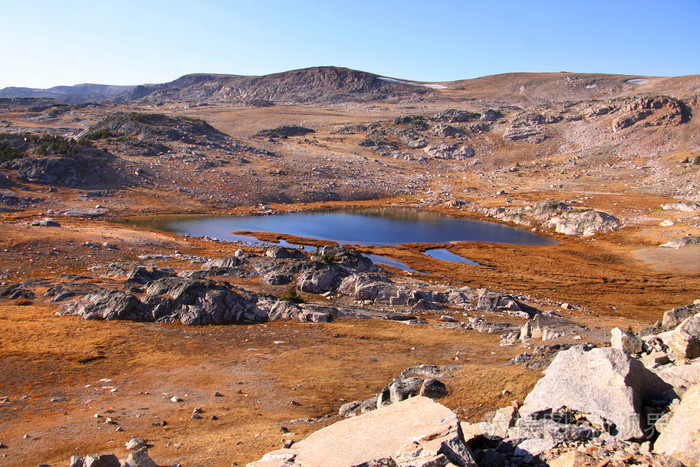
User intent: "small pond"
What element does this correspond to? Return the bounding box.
[424,248,481,266]
[140,208,555,247]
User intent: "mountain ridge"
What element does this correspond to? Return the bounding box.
[2,66,699,105]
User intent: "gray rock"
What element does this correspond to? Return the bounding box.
[30,217,60,227]
[387,376,423,405]
[124,448,157,467]
[424,143,473,159]
[611,327,643,355]
[476,289,538,317]
[420,378,448,399]
[519,346,672,439]
[69,456,84,467]
[263,272,291,285]
[654,384,700,466]
[248,396,476,466]
[296,267,337,293]
[265,247,306,260]
[83,454,121,467]
[202,256,243,269]
[125,436,147,450]
[502,126,547,143]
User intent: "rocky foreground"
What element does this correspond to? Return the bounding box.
[61,300,699,466]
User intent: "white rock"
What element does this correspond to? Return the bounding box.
[654,384,700,465]
[247,396,476,466]
[519,346,671,440]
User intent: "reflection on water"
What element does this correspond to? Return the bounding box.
[131,208,556,247]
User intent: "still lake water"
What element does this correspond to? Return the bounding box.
[142,208,555,247]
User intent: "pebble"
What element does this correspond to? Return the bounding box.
[214,391,223,397]
[170,396,183,403]
[191,413,202,420]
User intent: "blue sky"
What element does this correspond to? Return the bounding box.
[2,0,699,88]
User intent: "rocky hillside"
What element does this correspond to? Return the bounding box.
[126,66,436,104]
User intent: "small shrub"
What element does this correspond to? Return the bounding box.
[83,129,113,141]
[127,112,147,122]
[280,287,304,303]
[320,251,339,263]
[0,141,24,162]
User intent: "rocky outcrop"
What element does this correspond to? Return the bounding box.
[254,125,314,138]
[249,396,477,467]
[2,149,121,188]
[65,277,267,325]
[519,314,587,341]
[519,346,672,439]
[432,109,481,123]
[612,96,685,132]
[424,143,474,159]
[546,209,620,236]
[502,126,547,143]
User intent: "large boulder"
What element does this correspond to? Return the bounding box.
[654,384,700,466]
[657,314,700,361]
[248,396,476,466]
[519,346,672,440]
[546,210,620,236]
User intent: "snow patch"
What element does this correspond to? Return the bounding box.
[626,78,648,85]
[377,76,447,89]
[585,84,597,89]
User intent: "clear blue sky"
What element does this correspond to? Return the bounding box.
[2,0,699,89]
